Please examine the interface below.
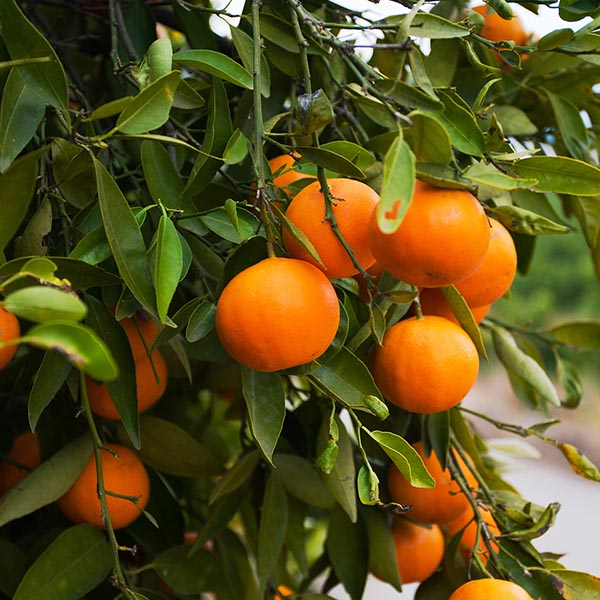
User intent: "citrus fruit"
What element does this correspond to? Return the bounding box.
[215,257,340,372]
[419,288,490,325]
[275,585,294,599]
[0,307,20,370]
[454,218,517,308]
[0,431,41,495]
[444,505,500,565]
[370,315,479,414]
[367,181,490,288]
[388,441,479,524]
[119,312,160,360]
[449,578,533,600]
[472,5,529,47]
[392,518,444,584]
[283,178,380,280]
[57,443,149,529]
[269,153,314,195]
[86,349,168,420]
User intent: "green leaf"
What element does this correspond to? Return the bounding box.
[551,569,600,598]
[84,96,134,121]
[549,321,600,349]
[0,148,44,254]
[147,37,173,82]
[173,49,253,89]
[154,215,182,323]
[375,137,416,234]
[463,161,536,190]
[512,156,600,196]
[185,300,217,343]
[116,70,180,134]
[257,472,288,592]
[491,205,571,235]
[28,350,72,431]
[367,430,435,488]
[378,79,443,113]
[326,505,368,600]
[126,415,223,478]
[310,347,383,413]
[241,367,285,466]
[294,89,335,136]
[408,12,471,38]
[0,435,93,527]
[140,140,185,211]
[223,129,249,165]
[3,286,88,323]
[21,321,118,382]
[357,464,380,506]
[13,195,53,257]
[12,524,112,600]
[488,105,538,137]
[405,111,453,165]
[557,443,600,482]
[294,146,365,179]
[0,0,69,112]
[506,502,561,541]
[208,450,260,505]
[230,25,270,97]
[491,326,560,407]
[536,28,575,51]
[94,157,156,314]
[0,69,45,172]
[545,90,588,160]
[0,539,25,597]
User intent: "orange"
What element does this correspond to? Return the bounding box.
[0,307,20,370]
[449,578,532,600]
[472,5,529,47]
[370,316,479,414]
[444,505,500,565]
[275,585,294,599]
[388,441,479,524]
[57,443,149,530]
[119,312,160,360]
[392,518,444,584]
[0,431,41,495]
[283,178,380,280]
[215,257,340,372]
[419,288,491,325]
[269,153,314,195]
[86,349,168,420]
[454,218,517,308]
[367,181,490,288]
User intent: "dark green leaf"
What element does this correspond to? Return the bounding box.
[173,49,253,89]
[140,140,185,211]
[185,301,217,343]
[154,215,182,323]
[223,129,249,165]
[209,450,260,505]
[294,146,365,179]
[13,195,53,257]
[549,321,600,349]
[0,539,25,597]
[294,89,335,136]
[230,26,270,97]
[12,525,112,600]
[377,79,444,112]
[199,207,258,243]
[405,111,453,165]
[3,286,87,323]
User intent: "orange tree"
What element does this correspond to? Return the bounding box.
[1,0,600,599]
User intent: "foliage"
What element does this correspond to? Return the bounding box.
[1,0,600,599]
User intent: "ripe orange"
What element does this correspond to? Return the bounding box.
[445,505,500,565]
[392,518,444,584]
[454,218,517,308]
[283,178,380,280]
[388,441,479,524]
[0,431,41,495]
[419,288,490,325]
[370,316,479,414]
[0,307,20,370]
[367,181,490,288]
[57,443,149,530]
[215,257,340,372]
[269,153,314,195]
[472,5,529,47]
[449,578,532,600]
[86,349,168,420]
[119,312,160,360]
[275,585,294,599]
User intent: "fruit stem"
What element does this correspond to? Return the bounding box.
[413,292,424,319]
[79,370,138,600]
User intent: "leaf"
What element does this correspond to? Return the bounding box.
[199,207,259,244]
[147,37,173,82]
[377,79,444,112]
[208,450,260,505]
[28,350,72,431]
[491,205,571,235]
[223,128,249,165]
[463,161,536,190]
[12,525,112,600]
[257,472,288,592]
[125,415,223,478]
[116,70,180,134]
[375,137,416,234]
[0,69,45,172]
[512,156,600,196]
[557,443,600,482]
[0,148,44,254]
[185,300,217,343]
[551,569,600,599]
[241,367,286,466]
[0,0,69,112]
[84,96,134,121]
[294,146,365,179]
[21,321,119,382]
[94,157,156,314]
[140,140,185,211]
[367,430,435,488]
[230,25,270,97]
[549,321,600,349]
[326,505,368,600]
[154,215,183,323]
[13,195,53,257]
[173,49,253,89]
[0,435,93,527]
[3,286,88,323]
[310,347,383,414]
[545,90,588,160]
[405,111,453,165]
[488,105,538,137]
[0,539,25,597]
[408,12,471,38]
[294,89,335,135]
[491,326,560,407]
[357,464,380,505]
